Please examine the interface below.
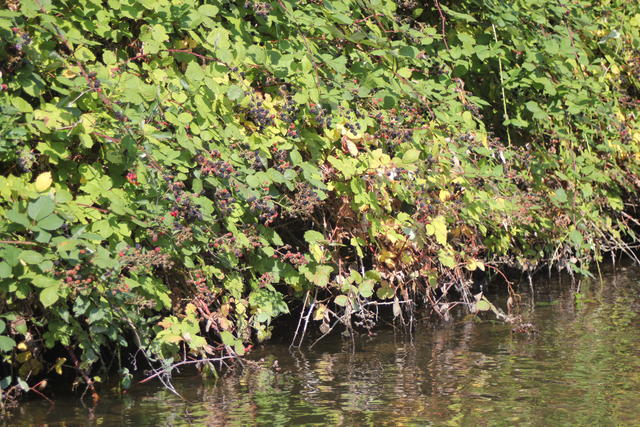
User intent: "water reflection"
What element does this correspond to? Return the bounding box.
[10,266,640,426]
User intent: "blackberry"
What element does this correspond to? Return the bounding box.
[243,98,275,132]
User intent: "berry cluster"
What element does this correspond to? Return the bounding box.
[617,122,633,145]
[280,94,300,124]
[413,190,439,224]
[17,148,35,172]
[165,178,203,221]
[284,182,321,219]
[274,245,308,266]
[126,171,139,186]
[53,262,95,292]
[343,121,361,136]
[189,271,215,302]
[271,149,291,173]
[309,103,332,128]
[215,188,236,214]
[354,305,376,330]
[243,99,275,131]
[245,1,272,17]
[383,166,408,182]
[247,195,279,225]
[396,0,418,14]
[258,272,274,286]
[244,149,265,171]
[11,27,31,52]
[118,245,174,273]
[374,112,414,153]
[86,71,102,93]
[197,151,235,179]
[210,232,236,249]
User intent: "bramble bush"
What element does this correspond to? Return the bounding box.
[0,0,639,404]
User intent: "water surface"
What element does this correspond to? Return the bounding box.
[9,265,640,426]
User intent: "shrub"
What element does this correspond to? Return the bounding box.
[0,0,638,402]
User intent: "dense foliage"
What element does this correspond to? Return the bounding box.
[1,0,639,404]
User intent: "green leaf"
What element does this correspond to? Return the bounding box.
[198,4,219,17]
[304,230,325,244]
[553,188,568,204]
[6,209,30,228]
[402,149,420,164]
[0,336,16,353]
[476,299,491,312]
[304,264,333,287]
[568,229,583,246]
[17,378,29,391]
[0,376,11,389]
[334,295,349,306]
[32,275,59,288]
[226,85,244,101]
[437,250,456,268]
[358,280,374,298]
[0,320,5,335]
[40,285,60,307]
[220,331,236,347]
[28,197,55,221]
[290,150,303,166]
[185,61,204,82]
[376,282,394,299]
[0,262,11,279]
[12,97,33,113]
[37,214,64,230]
[20,250,43,264]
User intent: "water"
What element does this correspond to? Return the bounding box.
[8,265,640,426]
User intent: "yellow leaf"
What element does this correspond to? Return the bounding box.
[325,127,341,141]
[313,304,327,321]
[54,357,67,375]
[34,172,53,192]
[346,139,358,156]
[16,351,32,363]
[476,299,491,311]
[466,259,484,271]
[439,190,451,202]
[185,303,197,315]
[62,68,77,79]
[165,334,183,343]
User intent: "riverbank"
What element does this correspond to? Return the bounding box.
[7,263,640,425]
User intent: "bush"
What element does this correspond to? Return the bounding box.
[0,0,639,402]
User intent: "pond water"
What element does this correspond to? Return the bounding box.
[8,264,640,426]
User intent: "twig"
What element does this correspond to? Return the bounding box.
[309,319,341,350]
[28,381,54,405]
[66,346,99,403]
[0,240,37,245]
[138,355,238,384]
[290,290,309,348]
[433,0,449,50]
[492,24,512,146]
